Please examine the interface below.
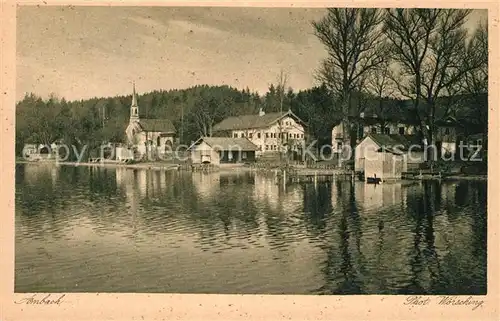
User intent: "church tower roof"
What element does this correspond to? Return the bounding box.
[129,82,140,123]
[131,82,138,107]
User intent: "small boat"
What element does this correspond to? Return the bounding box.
[366,177,381,184]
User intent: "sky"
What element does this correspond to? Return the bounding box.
[16,6,487,102]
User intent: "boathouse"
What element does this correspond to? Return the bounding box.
[187,137,258,165]
[355,134,423,182]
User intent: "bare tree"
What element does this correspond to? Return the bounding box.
[191,98,219,137]
[273,69,289,161]
[277,69,288,114]
[384,9,477,153]
[312,8,386,156]
[461,21,488,132]
[465,21,488,94]
[364,58,398,131]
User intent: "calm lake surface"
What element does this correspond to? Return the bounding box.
[15,163,487,294]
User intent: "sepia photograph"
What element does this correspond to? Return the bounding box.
[13,5,489,296]
[2,2,497,319]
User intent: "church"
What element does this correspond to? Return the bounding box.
[124,83,176,159]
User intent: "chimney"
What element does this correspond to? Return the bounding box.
[259,108,265,117]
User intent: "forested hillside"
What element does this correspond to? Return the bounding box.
[15,84,344,157]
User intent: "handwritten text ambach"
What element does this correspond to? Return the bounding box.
[14,294,66,305]
[404,296,485,310]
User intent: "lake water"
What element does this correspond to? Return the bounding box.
[15,163,487,294]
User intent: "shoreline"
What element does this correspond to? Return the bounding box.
[15,160,488,181]
[16,160,181,171]
[15,160,257,172]
[404,175,488,181]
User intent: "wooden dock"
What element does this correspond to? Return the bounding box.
[402,171,443,180]
[277,168,355,184]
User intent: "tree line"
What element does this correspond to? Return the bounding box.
[15,84,346,159]
[16,8,487,161]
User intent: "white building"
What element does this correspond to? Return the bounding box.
[332,113,459,158]
[187,137,258,165]
[331,114,419,154]
[355,134,425,181]
[212,109,307,157]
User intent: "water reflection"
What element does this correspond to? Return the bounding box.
[192,172,220,200]
[15,164,487,294]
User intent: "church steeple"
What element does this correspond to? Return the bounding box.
[130,82,139,123]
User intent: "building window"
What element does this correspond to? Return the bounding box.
[399,127,405,135]
[241,133,245,138]
[233,133,238,138]
[445,128,450,135]
[384,127,390,134]
[301,134,304,138]
[371,127,377,134]
[266,145,269,150]
[257,132,261,139]
[265,132,269,138]
[278,133,281,138]
[337,142,342,151]
[249,133,253,138]
[242,151,247,159]
[273,145,276,150]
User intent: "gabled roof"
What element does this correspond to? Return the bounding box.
[138,119,176,133]
[350,115,420,126]
[434,115,457,127]
[187,137,258,151]
[365,134,423,152]
[467,133,486,141]
[212,110,306,131]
